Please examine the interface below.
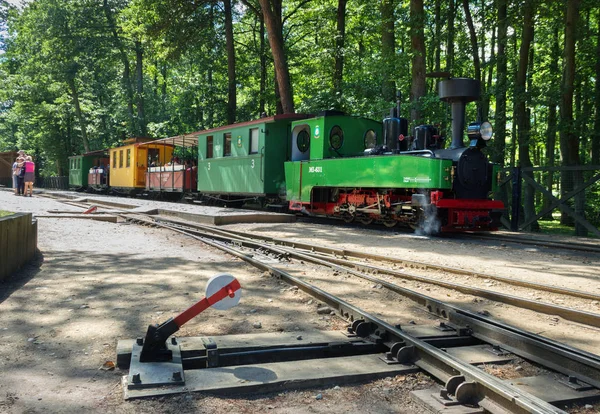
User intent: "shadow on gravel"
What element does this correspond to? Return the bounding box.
[0,249,44,304]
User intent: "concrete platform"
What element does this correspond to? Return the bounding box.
[120,330,417,399]
[48,192,296,225]
[35,214,118,222]
[123,353,419,399]
[151,208,295,226]
[117,330,370,369]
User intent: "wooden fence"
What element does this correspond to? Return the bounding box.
[35,176,69,190]
[0,213,38,282]
[496,165,600,237]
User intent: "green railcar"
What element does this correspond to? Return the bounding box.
[68,150,109,190]
[196,114,309,203]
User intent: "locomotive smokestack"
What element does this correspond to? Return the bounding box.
[438,78,480,149]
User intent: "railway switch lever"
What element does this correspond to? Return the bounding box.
[126,274,241,390]
[140,274,241,362]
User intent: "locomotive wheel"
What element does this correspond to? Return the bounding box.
[359,217,374,225]
[341,213,355,223]
[383,219,397,228]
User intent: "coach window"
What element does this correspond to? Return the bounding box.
[206,136,214,159]
[119,150,123,168]
[126,149,131,167]
[113,152,117,168]
[249,128,259,154]
[224,132,232,156]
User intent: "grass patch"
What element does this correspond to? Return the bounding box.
[0,210,14,218]
[537,219,598,238]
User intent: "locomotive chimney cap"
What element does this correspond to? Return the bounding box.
[438,78,480,103]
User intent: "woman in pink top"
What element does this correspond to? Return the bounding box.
[23,156,35,197]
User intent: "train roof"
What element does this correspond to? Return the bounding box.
[138,133,198,148]
[191,113,311,136]
[68,149,108,159]
[139,114,312,148]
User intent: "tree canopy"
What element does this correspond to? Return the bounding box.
[0,0,599,179]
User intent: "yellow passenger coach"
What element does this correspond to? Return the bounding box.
[109,138,174,193]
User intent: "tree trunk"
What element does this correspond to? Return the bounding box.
[102,0,135,136]
[434,0,441,73]
[381,0,395,103]
[483,25,496,121]
[541,27,560,220]
[333,0,347,98]
[66,76,91,153]
[207,4,215,127]
[559,0,584,234]
[515,0,538,231]
[492,0,507,165]
[593,10,600,165]
[259,13,266,115]
[161,63,167,100]
[259,0,294,113]
[224,0,236,124]
[410,0,426,123]
[462,0,482,119]
[207,63,214,127]
[135,40,147,137]
[445,0,455,73]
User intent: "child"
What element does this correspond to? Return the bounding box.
[24,156,35,197]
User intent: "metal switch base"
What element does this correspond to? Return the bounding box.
[127,341,184,390]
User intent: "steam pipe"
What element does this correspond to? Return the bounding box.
[450,102,466,149]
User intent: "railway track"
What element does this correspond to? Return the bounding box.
[118,212,600,413]
[38,189,600,256]
[462,232,600,255]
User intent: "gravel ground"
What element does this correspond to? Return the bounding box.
[1,188,599,413]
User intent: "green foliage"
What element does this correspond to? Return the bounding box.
[0,0,598,189]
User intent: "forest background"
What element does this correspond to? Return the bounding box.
[0,0,599,233]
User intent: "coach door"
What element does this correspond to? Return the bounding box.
[136,147,147,187]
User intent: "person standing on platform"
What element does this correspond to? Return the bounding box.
[12,156,19,195]
[15,157,25,195]
[23,155,35,197]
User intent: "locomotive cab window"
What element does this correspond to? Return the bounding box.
[249,128,259,154]
[113,152,117,168]
[224,133,232,157]
[206,136,214,159]
[297,130,310,153]
[126,149,131,167]
[364,129,377,149]
[119,150,123,168]
[329,125,344,150]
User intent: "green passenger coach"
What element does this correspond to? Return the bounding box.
[68,150,109,190]
[196,114,309,204]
